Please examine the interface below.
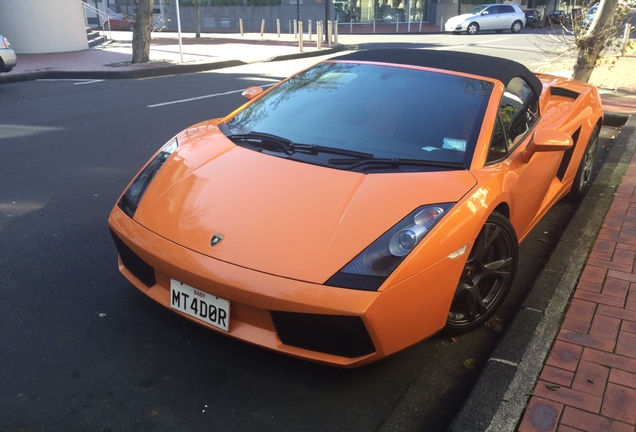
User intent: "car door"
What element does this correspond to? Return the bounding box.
[496,5,516,29]
[482,77,565,238]
[479,6,500,30]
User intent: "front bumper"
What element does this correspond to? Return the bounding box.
[108,206,465,367]
[0,49,16,72]
[445,22,467,32]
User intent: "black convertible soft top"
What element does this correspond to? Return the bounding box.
[332,49,543,97]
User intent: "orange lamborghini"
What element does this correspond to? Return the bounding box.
[108,50,603,367]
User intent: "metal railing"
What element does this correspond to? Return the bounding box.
[81,2,112,41]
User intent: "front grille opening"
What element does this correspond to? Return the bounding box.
[271,311,376,358]
[110,229,156,287]
[556,128,581,181]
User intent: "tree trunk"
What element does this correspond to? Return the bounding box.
[132,0,153,64]
[195,0,201,39]
[572,0,619,82]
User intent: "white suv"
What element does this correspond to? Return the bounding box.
[445,4,526,35]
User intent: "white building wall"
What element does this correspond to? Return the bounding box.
[0,0,88,54]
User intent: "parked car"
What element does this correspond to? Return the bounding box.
[0,33,16,73]
[445,4,526,35]
[546,9,567,24]
[103,13,135,31]
[524,9,543,27]
[582,5,598,29]
[109,49,603,368]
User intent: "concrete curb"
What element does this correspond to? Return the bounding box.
[0,60,246,84]
[266,44,347,62]
[449,111,636,432]
[0,46,345,84]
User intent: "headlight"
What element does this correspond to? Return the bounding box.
[117,138,178,218]
[326,204,453,291]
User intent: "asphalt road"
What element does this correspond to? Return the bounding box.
[0,52,619,431]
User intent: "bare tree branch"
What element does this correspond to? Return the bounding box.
[532,1,633,83]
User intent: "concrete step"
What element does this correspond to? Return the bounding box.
[86,28,107,47]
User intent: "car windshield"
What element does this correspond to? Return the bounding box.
[223,62,493,172]
[467,6,488,14]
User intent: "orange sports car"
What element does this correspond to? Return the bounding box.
[108,50,603,367]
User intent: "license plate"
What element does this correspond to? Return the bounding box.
[170,280,230,332]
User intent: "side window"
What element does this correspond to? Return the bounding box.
[488,118,507,163]
[487,77,539,164]
[499,5,515,14]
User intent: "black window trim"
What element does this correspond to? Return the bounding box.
[485,116,541,166]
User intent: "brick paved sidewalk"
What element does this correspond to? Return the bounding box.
[515,46,636,432]
[519,148,636,431]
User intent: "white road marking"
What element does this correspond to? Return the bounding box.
[74,80,105,85]
[37,79,104,85]
[436,37,509,50]
[147,83,275,108]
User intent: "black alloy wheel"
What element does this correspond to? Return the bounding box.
[446,212,518,334]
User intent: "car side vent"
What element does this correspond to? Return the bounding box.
[271,311,376,358]
[110,229,157,287]
[556,128,581,181]
[550,87,580,100]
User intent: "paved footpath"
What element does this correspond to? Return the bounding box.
[517,52,636,432]
[518,148,636,432]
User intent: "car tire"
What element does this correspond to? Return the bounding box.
[511,20,523,33]
[568,124,600,200]
[445,211,518,335]
[467,22,479,34]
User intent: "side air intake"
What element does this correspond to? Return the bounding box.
[550,87,580,100]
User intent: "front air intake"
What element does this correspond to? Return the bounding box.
[110,229,156,287]
[271,311,376,358]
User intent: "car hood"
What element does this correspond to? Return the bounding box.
[447,13,476,23]
[134,121,477,283]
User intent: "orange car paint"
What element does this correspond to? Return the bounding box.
[109,59,603,367]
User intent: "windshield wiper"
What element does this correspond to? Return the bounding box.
[291,144,374,159]
[226,131,294,155]
[328,157,466,170]
[226,133,376,160]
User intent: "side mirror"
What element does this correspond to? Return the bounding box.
[482,11,489,15]
[521,129,573,163]
[242,86,264,100]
